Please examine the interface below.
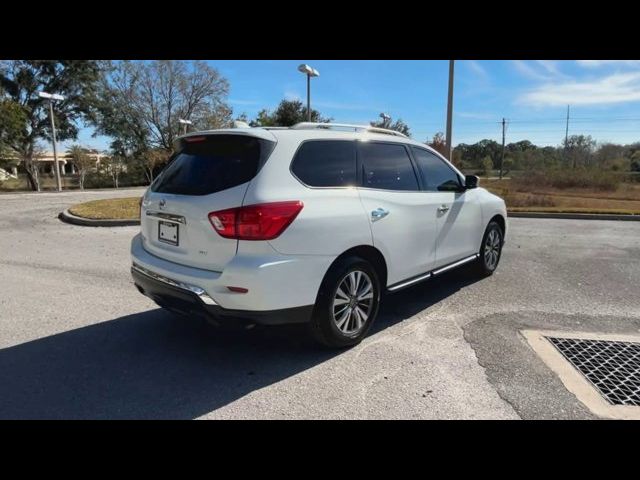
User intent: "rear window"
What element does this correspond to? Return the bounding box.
[291,140,357,187]
[151,135,275,196]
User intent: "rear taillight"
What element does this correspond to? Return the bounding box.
[208,201,304,241]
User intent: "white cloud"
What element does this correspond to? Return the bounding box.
[284,90,301,101]
[518,72,640,106]
[466,60,489,78]
[576,60,640,68]
[512,60,553,81]
[536,60,567,77]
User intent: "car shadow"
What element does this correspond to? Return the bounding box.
[0,267,482,419]
[374,266,480,334]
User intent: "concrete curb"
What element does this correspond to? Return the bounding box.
[508,211,640,221]
[59,209,140,227]
[57,208,640,226]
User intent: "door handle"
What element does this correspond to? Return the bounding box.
[371,208,389,222]
[437,205,450,214]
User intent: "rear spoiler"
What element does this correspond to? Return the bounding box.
[173,128,278,151]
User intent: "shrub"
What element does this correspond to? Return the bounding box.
[481,156,494,177]
[512,168,620,191]
[503,193,555,208]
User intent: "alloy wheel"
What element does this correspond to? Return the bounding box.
[332,270,374,335]
[484,228,502,270]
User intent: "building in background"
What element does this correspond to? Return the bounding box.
[0,149,109,177]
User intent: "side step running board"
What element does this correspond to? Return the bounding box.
[387,254,479,293]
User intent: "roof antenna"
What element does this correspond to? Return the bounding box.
[233,120,250,129]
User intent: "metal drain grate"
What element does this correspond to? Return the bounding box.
[547,337,640,406]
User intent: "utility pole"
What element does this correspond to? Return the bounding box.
[499,118,506,180]
[564,104,571,167]
[445,60,455,161]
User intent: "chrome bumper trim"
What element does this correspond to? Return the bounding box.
[131,262,217,305]
[145,211,186,224]
[387,272,432,292]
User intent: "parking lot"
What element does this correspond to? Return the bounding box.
[1,189,639,419]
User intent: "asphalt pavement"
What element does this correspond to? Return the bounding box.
[1,189,639,419]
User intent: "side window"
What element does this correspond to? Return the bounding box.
[359,143,419,191]
[291,140,356,187]
[411,147,462,192]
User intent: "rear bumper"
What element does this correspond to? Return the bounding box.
[130,233,332,323]
[131,264,313,325]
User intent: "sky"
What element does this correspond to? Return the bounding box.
[67,60,640,151]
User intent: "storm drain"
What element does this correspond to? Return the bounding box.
[547,337,640,407]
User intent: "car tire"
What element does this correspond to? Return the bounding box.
[473,220,504,277]
[309,256,381,348]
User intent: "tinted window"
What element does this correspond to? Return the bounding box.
[411,147,461,192]
[152,135,274,196]
[291,140,356,187]
[359,143,419,191]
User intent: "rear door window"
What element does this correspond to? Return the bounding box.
[291,140,357,187]
[358,142,420,191]
[152,135,275,196]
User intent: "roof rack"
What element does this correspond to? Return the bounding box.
[290,122,408,138]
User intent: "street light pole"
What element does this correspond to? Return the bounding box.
[298,64,320,122]
[178,118,193,135]
[445,60,455,161]
[48,101,62,191]
[307,74,311,122]
[39,91,65,192]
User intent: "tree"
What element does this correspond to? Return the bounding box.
[506,140,536,153]
[67,144,95,190]
[139,148,169,184]
[370,116,410,137]
[629,148,640,172]
[0,60,103,190]
[102,154,125,189]
[564,134,596,169]
[250,99,330,127]
[595,142,627,170]
[235,112,249,123]
[0,95,25,160]
[95,60,231,154]
[426,132,447,157]
[481,156,494,176]
[501,156,514,177]
[454,139,502,170]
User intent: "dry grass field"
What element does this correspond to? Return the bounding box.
[483,178,640,215]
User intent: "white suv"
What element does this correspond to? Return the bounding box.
[131,123,507,347]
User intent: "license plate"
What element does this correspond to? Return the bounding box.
[158,221,179,246]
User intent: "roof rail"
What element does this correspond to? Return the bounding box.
[291,122,408,138]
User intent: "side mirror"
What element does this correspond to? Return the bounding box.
[464,175,479,189]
